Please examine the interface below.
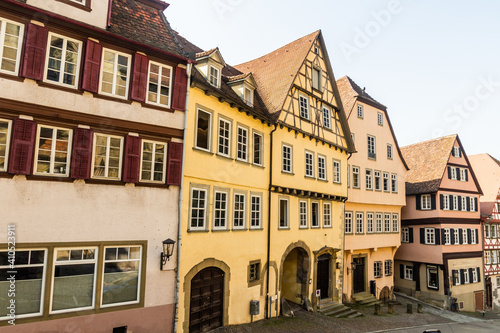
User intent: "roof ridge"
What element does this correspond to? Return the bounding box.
[402,134,458,149]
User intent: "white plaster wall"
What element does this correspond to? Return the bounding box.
[0,176,179,306]
[27,0,109,29]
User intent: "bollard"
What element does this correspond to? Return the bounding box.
[417,304,423,313]
[407,303,413,314]
[388,303,394,314]
[374,303,381,315]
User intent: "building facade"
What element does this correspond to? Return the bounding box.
[336,76,407,302]
[469,154,500,311]
[0,0,188,331]
[395,135,484,312]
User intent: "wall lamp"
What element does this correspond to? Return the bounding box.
[347,261,357,275]
[161,238,176,270]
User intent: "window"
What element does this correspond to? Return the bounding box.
[305,151,314,177]
[470,197,476,212]
[312,67,321,91]
[92,134,123,179]
[0,249,46,319]
[233,193,246,229]
[367,135,376,159]
[347,164,350,187]
[249,261,260,282]
[384,213,391,233]
[102,246,141,307]
[356,212,364,234]
[383,172,390,192]
[323,203,331,227]
[195,109,211,151]
[209,66,220,87]
[453,195,458,211]
[461,196,467,211]
[299,94,309,119]
[365,169,373,190]
[377,112,383,126]
[69,0,86,4]
[299,201,308,228]
[282,144,292,173]
[462,229,468,244]
[318,155,326,180]
[333,160,341,183]
[385,260,392,276]
[444,228,451,245]
[404,265,413,280]
[470,228,477,244]
[392,213,399,232]
[486,251,492,265]
[491,225,497,238]
[485,225,490,239]
[52,247,97,313]
[374,171,381,191]
[472,268,478,283]
[243,87,253,106]
[34,125,72,176]
[450,167,457,180]
[45,33,82,87]
[323,107,331,129]
[425,228,435,245]
[217,118,231,157]
[214,191,228,230]
[146,62,172,107]
[421,194,431,210]
[376,213,383,233]
[0,119,11,171]
[454,228,459,245]
[460,168,467,181]
[352,166,360,188]
[493,251,498,265]
[345,211,353,233]
[190,188,207,230]
[311,202,319,228]
[100,49,131,98]
[367,213,374,233]
[250,195,261,229]
[463,269,470,284]
[253,132,263,166]
[0,18,24,75]
[279,198,289,228]
[357,104,364,118]
[453,270,461,285]
[391,174,398,193]
[427,266,438,290]
[401,227,409,243]
[374,261,382,278]
[237,126,248,162]
[387,144,393,160]
[140,140,166,183]
[443,194,450,210]
[453,146,460,157]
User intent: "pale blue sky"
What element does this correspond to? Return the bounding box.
[167,0,499,159]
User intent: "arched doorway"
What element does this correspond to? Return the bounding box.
[189,267,224,333]
[281,247,309,304]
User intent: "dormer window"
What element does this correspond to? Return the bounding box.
[243,87,253,106]
[209,66,220,88]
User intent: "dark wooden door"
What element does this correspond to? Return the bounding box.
[486,277,492,308]
[475,291,484,311]
[353,257,365,294]
[189,267,224,333]
[316,254,330,299]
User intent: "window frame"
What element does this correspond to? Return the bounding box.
[305,151,314,178]
[401,227,409,243]
[145,61,173,108]
[345,211,353,234]
[352,166,360,189]
[0,17,24,76]
[461,196,467,212]
[323,202,332,228]
[392,213,399,232]
[384,213,391,233]
[404,265,413,281]
[216,117,231,157]
[374,170,381,191]
[250,193,262,229]
[139,139,167,183]
[357,104,364,118]
[376,213,383,233]
[213,189,229,230]
[190,187,208,231]
[252,131,263,166]
[279,197,289,229]
[426,265,439,290]
[443,195,450,210]
[387,144,393,160]
[374,261,382,278]
[34,125,73,177]
[311,201,320,228]
[421,194,431,210]
[377,112,384,126]
[444,228,451,245]
[366,212,374,233]
[424,227,435,245]
[356,212,364,234]
[44,32,83,88]
[322,106,331,129]
[333,159,341,184]
[99,48,131,99]
[208,65,220,88]
[470,197,476,212]
[460,168,467,182]
[312,66,322,91]
[91,133,124,180]
[299,200,308,229]
[282,144,293,173]
[236,125,249,162]
[317,155,327,181]
[383,172,390,192]
[462,228,468,244]
[299,94,310,120]
[385,260,392,276]
[365,168,373,190]
[367,135,376,159]
[233,192,246,230]
[391,173,398,193]
[0,118,12,172]
[195,108,212,152]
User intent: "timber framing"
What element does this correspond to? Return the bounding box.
[270,185,347,202]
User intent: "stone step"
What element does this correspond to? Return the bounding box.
[319,302,343,313]
[346,311,364,318]
[324,306,352,317]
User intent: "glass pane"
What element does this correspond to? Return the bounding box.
[102,262,139,305]
[56,250,70,261]
[5,23,20,37]
[105,248,116,261]
[70,250,82,260]
[52,263,95,311]
[150,63,159,74]
[0,267,43,316]
[67,41,79,53]
[104,51,115,63]
[50,37,64,49]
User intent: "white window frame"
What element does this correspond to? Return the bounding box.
[190,188,208,230]
[305,151,314,178]
[462,228,468,244]
[352,166,360,188]
[139,140,167,183]
[444,228,451,245]
[404,265,413,281]
[91,133,124,180]
[460,168,467,181]
[217,117,231,157]
[299,94,309,119]
[318,155,327,181]
[486,251,492,265]
[464,269,470,284]
[0,17,24,75]
[392,213,399,232]
[323,106,331,129]
[450,167,457,180]
[426,265,438,290]
[383,172,390,192]
[311,201,320,228]
[376,213,383,233]
[99,48,131,99]
[367,212,374,233]
[453,195,458,211]
[195,108,212,152]
[470,228,477,244]
[461,196,467,211]
[374,261,382,278]
[146,61,173,108]
[356,212,364,234]
[323,202,331,228]
[453,146,460,157]
[279,198,289,229]
[425,227,435,245]
[345,211,353,234]
[365,169,373,190]
[357,104,364,118]
[454,228,460,245]
[443,195,450,210]
[0,118,12,172]
[472,268,478,283]
[243,87,253,106]
[213,190,229,230]
[209,65,220,88]
[470,197,476,212]
[236,126,248,162]
[391,173,398,193]
[421,194,431,210]
[253,132,263,166]
[367,135,376,159]
[299,200,308,228]
[401,227,409,243]
[233,193,246,230]
[34,124,74,177]
[44,32,82,88]
[347,164,350,187]
[282,144,292,173]
[387,144,393,160]
[250,194,262,229]
[333,159,341,184]
[312,66,322,91]
[374,170,381,191]
[384,213,391,233]
[377,112,384,126]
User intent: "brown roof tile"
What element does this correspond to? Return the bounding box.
[401,135,457,195]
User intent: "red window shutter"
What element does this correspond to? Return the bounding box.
[130,53,149,102]
[70,127,93,179]
[8,118,37,175]
[171,66,187,111]
[81,39,102,93]
[122,135,142,183]
[21,23,48,81]
[167,141,183,185]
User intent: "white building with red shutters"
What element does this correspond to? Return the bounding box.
[0,0,188,332]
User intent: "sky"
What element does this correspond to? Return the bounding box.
[166,0,500,159]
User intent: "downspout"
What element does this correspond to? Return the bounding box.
[482,213,493,312]
[173,62,192,333]
[106,0,113,29]
[266,124,278,319]
[341,152,353,303]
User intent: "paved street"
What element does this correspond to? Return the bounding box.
[374,319,500,333]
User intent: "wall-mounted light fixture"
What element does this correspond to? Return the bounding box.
[347,261,357,275]
[161,238,175,270]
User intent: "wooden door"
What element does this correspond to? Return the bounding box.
[475,291,484,311]
[189,267,224,333]
[353,257,365,294]
[316,254,330,299]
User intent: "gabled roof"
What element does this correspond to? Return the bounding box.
[401,135,457,195]
[234,30,320,115]
[469,154,500,204]
[337,75,408,170]
[195,47,226,67]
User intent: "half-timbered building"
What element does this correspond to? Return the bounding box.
[0,0,188,331]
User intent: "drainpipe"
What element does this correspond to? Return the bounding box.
[481,213,493,313]
[341,152,353,303]
[266,124,278,319]
[173,61,192,333]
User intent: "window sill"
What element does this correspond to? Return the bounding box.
[211,228,230,232]
[305,175,315,180]
[136,182,169,189]
[187,229,210,233]
[215,153,233,161]
[38,81,83,94]
[249,227,264,231]
[192,147,214,155]
[231,228,248,231]
[318,178,328,182]
[55,0,92,12]
[141,102,175,113]
[27,175,74,183]
[0,72,24,82]
[278,227,290,230]
[281,171,294,175]
[252,163,265,169]
[86,178,125,186]
[235,159,250,165]
[93,93,133,105]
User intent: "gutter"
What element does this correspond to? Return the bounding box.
[173,62,193,333]
[481,213,493,312]
[265,124,278,319]
[341,152,353,302]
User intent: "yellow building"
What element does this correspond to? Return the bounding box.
[337,76,408,302]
